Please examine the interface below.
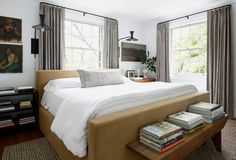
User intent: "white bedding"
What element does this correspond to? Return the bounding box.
[41,81,197,157]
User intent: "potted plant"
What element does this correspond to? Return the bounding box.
[141,51,157,79]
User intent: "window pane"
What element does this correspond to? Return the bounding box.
[64,20,102,70]
[170,22,207,90]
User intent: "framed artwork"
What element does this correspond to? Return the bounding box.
[126,70,135,79]
[0,16,22,43]
[121,42,146,62]
[0,44,22,73]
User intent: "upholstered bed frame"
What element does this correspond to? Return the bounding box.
[36,70,209,160]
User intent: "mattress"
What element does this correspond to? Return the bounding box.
[41,81,198,158]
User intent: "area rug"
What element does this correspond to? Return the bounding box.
[2,138,59,160]
[2,120,236,160]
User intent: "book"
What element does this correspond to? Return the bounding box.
[0,90,15,95]
[188,106,224,119]
[17,86,34,93]
[0,105,15,113]
[0,119,13,125]
[189,102,221,112]
[17,86,34,90]
[140,137,185,153]
[167,118,203,130]
[0,123,14,128]
[19,101,32,109]
[0,119,14,128]
[0,87,14,91]
[141,122,182,139]
[140,131,183,144]
[140,135,183,149]
[168,111,203,125]
[204,112,225,123]
[0,101,12,106]
[183,123,205,134]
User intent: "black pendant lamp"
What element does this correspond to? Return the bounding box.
[119,31,138,41]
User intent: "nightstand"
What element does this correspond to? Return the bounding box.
[0,89,38,135]
[132,78,156,83]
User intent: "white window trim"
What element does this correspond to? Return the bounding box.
[169,20,207,91]
[64,19,103,70]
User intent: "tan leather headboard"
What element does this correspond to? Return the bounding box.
[36,70,79,102]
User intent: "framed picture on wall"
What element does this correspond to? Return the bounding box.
[121,42,146,62]
[0,16,22,43]
[0,44,22,73]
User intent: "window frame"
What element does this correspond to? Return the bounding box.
[169,21,207,91]
[64,18,103,70]
[169,21,207,77]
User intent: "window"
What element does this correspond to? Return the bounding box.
[170,21,207,90]
[64,20,102,70]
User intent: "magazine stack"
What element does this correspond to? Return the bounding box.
[188,102,225,123]
[167,111,204,134]
[139,121,184,153]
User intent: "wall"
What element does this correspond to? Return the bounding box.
[143,3,236,117]
[118,18,146,74]
[0,0,146,87]
[0,0,39,88]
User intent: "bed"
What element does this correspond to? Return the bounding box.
[36,70,209,160]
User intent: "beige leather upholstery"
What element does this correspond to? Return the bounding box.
[37,70,209,160]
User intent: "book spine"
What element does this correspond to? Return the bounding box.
[140,131,183,144]
[159,138,185,153]
[204,113,225,123]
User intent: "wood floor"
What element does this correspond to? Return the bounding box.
[0,129,43,159]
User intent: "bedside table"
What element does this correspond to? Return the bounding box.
[132,78,156,83]
[0,89,38,135]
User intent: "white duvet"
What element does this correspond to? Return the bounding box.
[46,81,197,157]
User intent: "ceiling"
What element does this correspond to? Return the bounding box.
[46,0,235,22]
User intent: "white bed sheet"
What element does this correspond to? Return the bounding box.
[41,81,198,157]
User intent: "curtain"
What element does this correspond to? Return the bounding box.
[156,23,170,82]
[103,19,119,68]
[207,6,233,117]
[39,4,65,70]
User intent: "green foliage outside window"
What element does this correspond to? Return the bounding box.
[171,22,207,74]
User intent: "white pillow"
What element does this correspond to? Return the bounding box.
[44,78,81,92]
[78,70,124,88]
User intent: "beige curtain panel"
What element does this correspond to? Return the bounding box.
[39,4,65,70]
[207,6,233,117]
[156,22,170,82]
[103,19,119,69]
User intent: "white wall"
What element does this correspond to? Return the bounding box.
[118,18,146,74]
[143,4,236,117]
[0,0,39,88]
[0,0,146,88]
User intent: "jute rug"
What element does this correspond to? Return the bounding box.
[2,120,236,160]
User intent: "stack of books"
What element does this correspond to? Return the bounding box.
[167,111,204,134]
[19,101,32,109]
[0,119,14,129]
[139,121,184,153]
[19,116,35,125]
[0,87,15,95]
[188,102,225,123]
[17,86,34,93]
[0,101,15,113]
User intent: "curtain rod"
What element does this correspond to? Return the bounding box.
[40,2,117,21]
[158,4,231,25]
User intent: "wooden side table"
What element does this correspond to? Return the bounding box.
[132,78,156,83]
[127,115,228,160]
